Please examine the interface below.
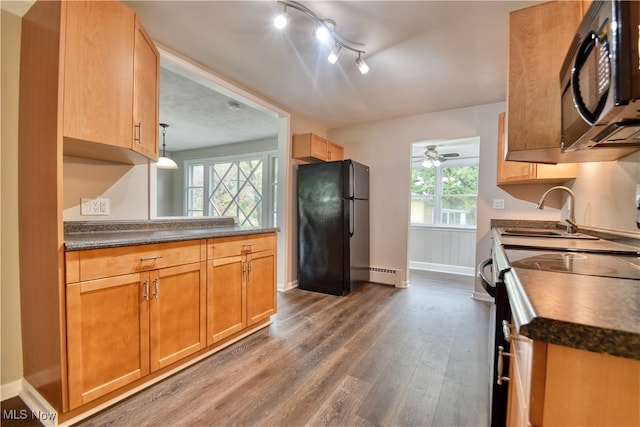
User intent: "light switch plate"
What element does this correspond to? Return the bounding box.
[492,199,505,210]
[81,197,110,215]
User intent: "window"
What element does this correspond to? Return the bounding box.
[411,161,478,227]
[185,152,278,227]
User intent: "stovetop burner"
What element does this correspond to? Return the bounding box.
[505,249,639,280]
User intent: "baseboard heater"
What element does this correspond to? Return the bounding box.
[369,266,402,287]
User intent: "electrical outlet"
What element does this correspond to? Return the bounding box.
[81,197,110,215]
[492,199,505,210]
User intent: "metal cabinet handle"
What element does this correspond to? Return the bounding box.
[141,255,163,261]
[153,278,159,299]
[497,346,512,385]
[502,320,525,342]
[134,123,142,144]
[144,279,150,301]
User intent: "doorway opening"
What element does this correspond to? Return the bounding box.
[408,137,479,278]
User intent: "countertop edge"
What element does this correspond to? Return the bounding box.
[495,228,640,360]
[504,269,640,360]
[64,226,279,251]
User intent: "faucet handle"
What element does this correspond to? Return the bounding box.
[565,219,578,234]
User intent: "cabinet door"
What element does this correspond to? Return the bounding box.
[132,16,159,161]
[497,112,577,184]
[149,262,206,371]
[246,249,277,326]
[66,273,149,410]
[292,133,329,162]
[207,256,246,345]
[506,1,583,161]
[328,142,344,162]
[63,1,134,148]
[497,113,535,183]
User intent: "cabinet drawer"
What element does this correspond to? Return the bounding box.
[207,233,276,260]
[71,240,204,282]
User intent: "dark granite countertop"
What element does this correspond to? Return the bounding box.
[64,218,278,251]
[491,223,640,360]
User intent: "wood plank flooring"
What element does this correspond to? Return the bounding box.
[62,271,491,426]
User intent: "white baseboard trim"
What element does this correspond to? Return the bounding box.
[1,379,22,400]
[472,290,493,303]
[20,380,58,427]
[279,280,298,292]
[409,261,475,276]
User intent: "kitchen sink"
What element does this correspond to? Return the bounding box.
[500,227,599,240]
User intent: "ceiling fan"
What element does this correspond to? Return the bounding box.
[413,145,459,168]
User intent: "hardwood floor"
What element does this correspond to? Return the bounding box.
[71,270,490,427]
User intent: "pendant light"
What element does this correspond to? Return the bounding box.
[157,123,178,169]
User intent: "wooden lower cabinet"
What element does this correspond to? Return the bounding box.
[246,248,277,326]
[507,335,640,426]
[207,233,277,345]
[66,273,150,409]
[207,255,246,343]
[150,263,206,371]
[65,241,206,410]
[65,233,276,412]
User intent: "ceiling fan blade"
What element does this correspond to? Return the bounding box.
[441,152,460,158]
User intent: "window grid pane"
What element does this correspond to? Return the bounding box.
[411,162,478,226]
[187,164,204,216]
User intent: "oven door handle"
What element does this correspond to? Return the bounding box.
[477,257,496,298]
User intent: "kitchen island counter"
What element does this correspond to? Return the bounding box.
[65,218,278,251]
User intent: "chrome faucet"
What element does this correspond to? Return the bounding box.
[535,186,577,234]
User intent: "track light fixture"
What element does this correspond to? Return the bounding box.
[274,0,369,74]
[274,4,289,29]
[327,44,342,64]
[355,52,369,75]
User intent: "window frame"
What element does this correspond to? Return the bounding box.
[410,158,479,229]
[183,151,278,227]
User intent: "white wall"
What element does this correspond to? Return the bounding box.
[63,157,150,221]
[329,101,639,295]
[572,154,640,231]
[328,102,518,287]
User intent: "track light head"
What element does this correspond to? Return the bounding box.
[314,22,330,42]
[328,44,342,64]
[356,54,369,74]
[274,8,289,29]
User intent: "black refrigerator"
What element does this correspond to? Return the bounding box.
[297,159,370,296]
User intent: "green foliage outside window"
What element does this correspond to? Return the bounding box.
[411,165,478,226]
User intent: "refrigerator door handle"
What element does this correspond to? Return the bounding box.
[349,199,355,237]
[349,161,355,199]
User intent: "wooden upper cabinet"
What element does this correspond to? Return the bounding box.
[328,141,344,162]
[293,133,344,162]
[61,1,159,163]
[505,1,584,163]
[132,16,160,161]
[497,112,577,185]
[63,1,134,149]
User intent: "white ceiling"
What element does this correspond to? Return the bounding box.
[5,0,542,152]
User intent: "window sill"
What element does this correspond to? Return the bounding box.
[410,224,477,232]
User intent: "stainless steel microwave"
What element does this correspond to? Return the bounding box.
[560,0,640,152]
